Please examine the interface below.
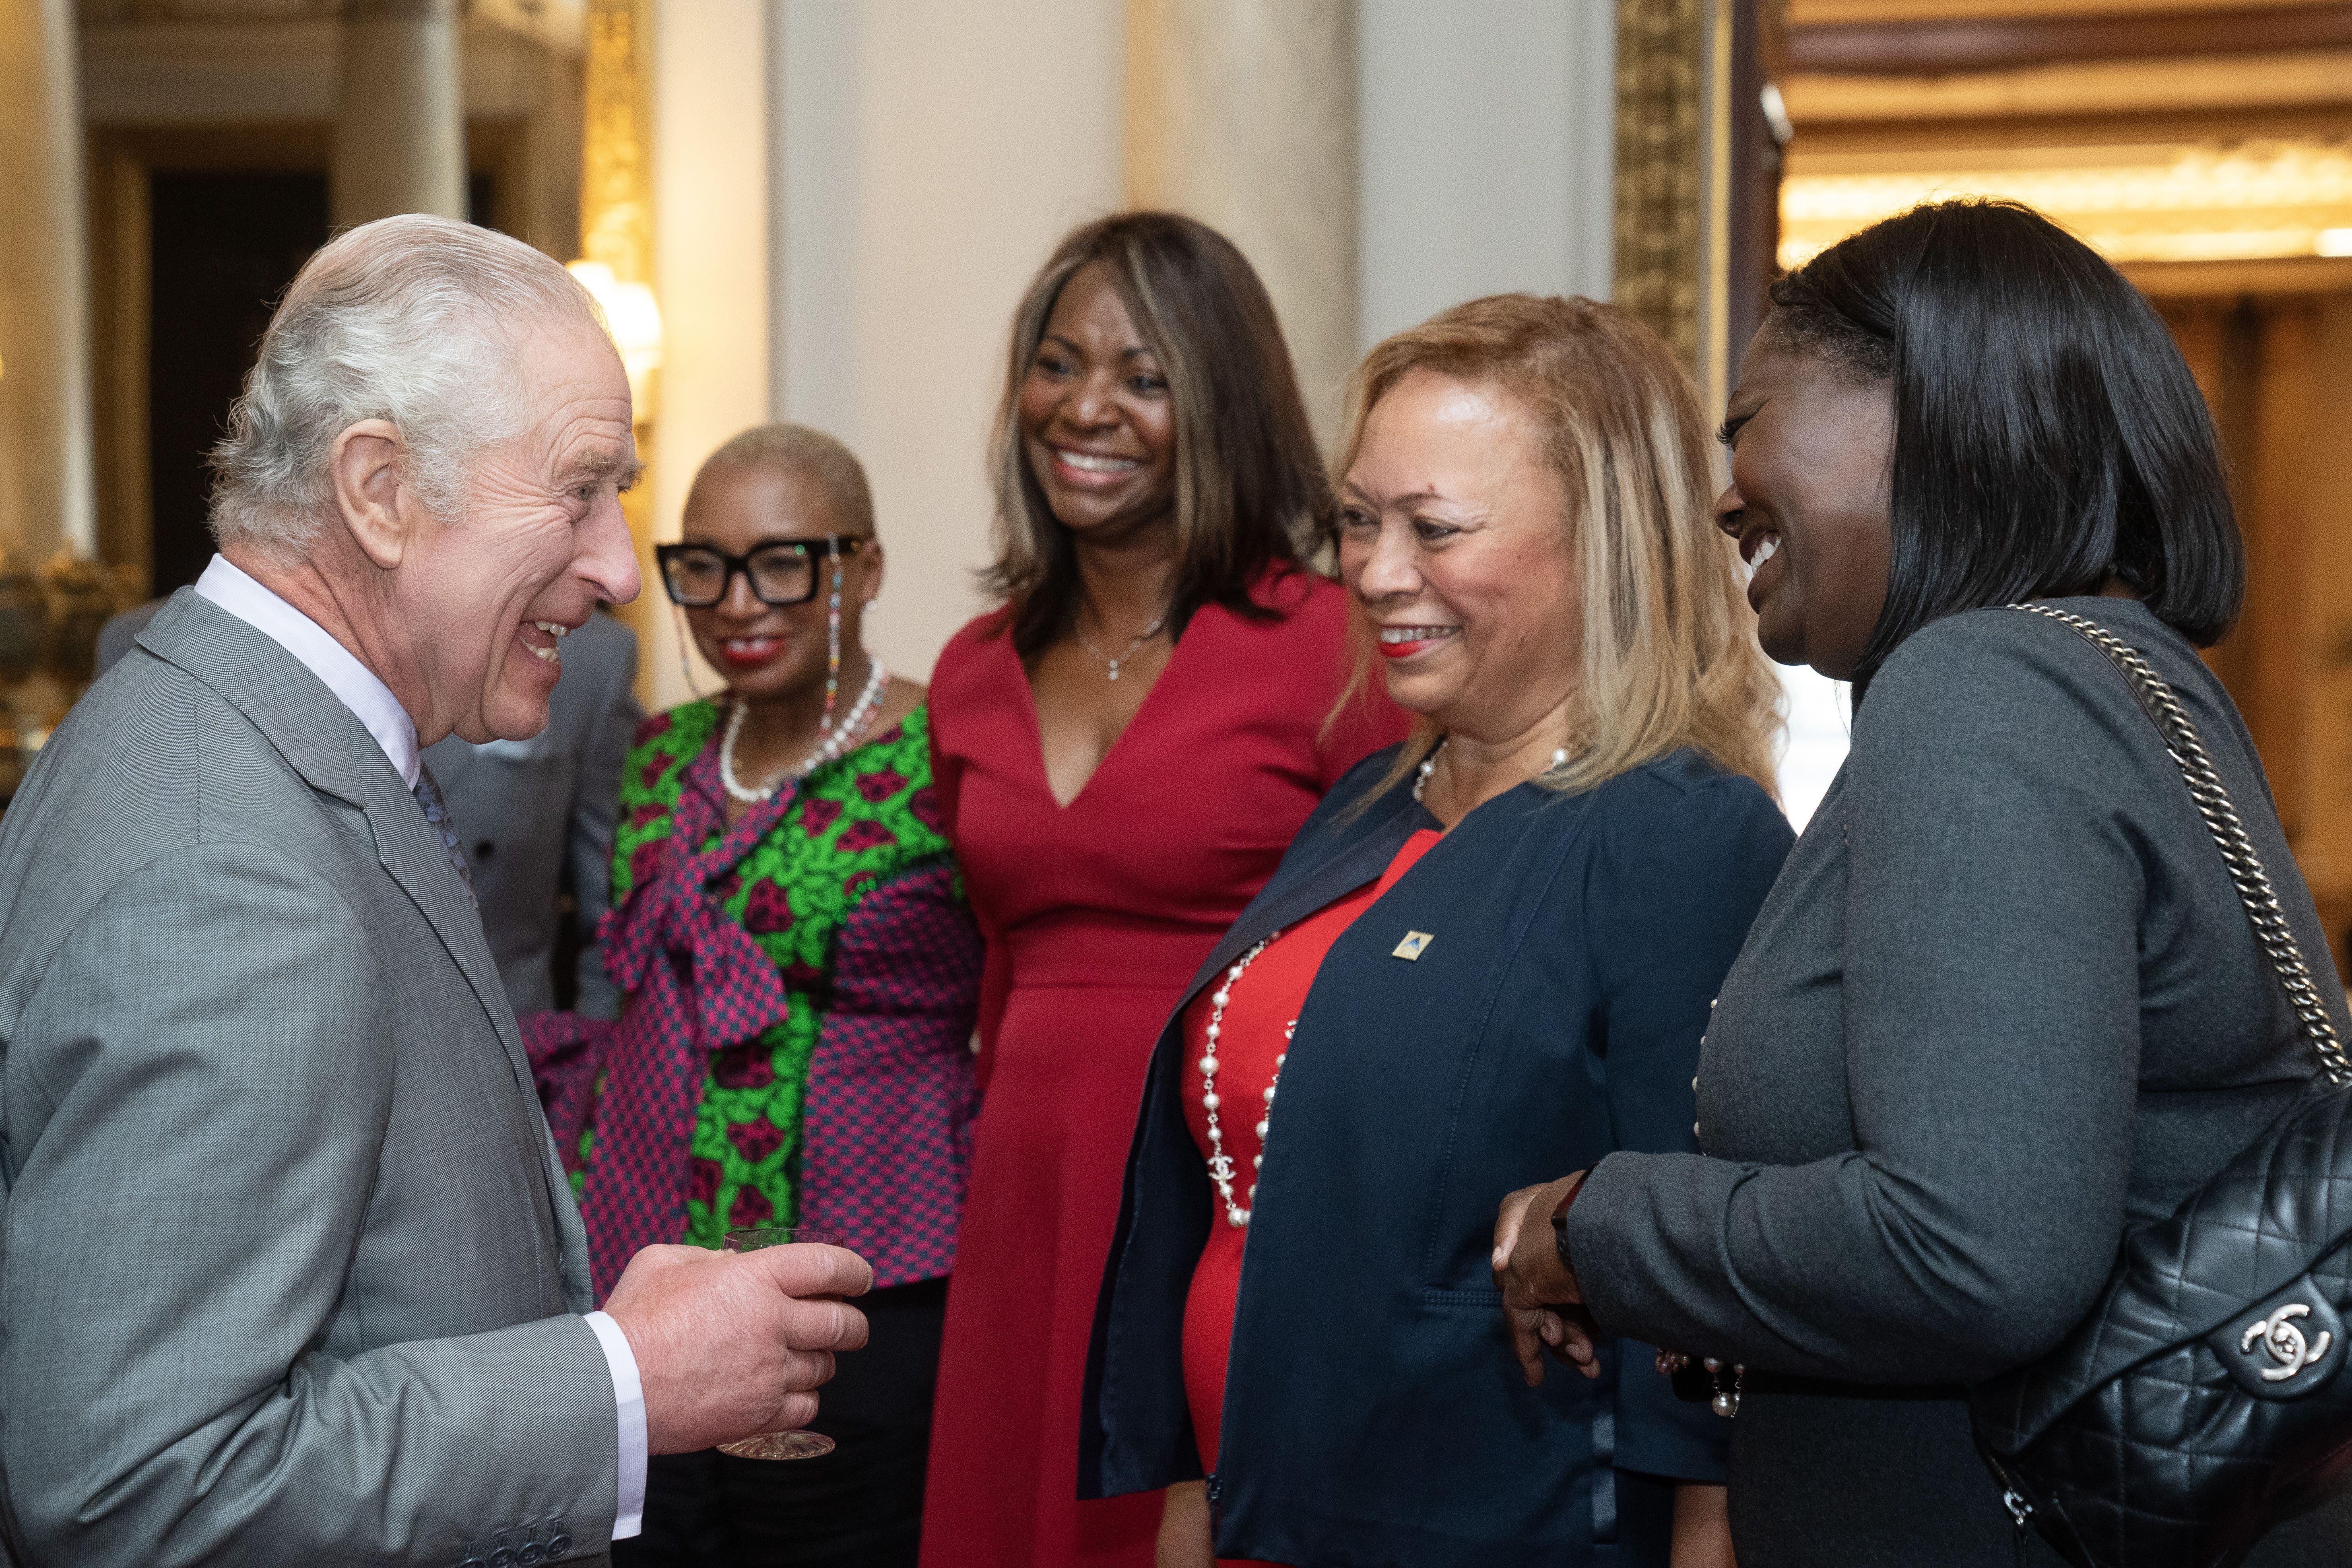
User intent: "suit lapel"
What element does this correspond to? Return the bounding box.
[137,591,538,1098]
[360,762,539,1085]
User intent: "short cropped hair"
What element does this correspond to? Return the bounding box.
[984,212,1324,656]
[695,423,877,538]
[209,214,600,563]
[1338,294,1784,799]
[1768,199,2243,693]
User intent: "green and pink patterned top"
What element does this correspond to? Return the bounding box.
[524,698,982,1297]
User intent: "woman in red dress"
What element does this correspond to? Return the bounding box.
[921,213,1406,1568]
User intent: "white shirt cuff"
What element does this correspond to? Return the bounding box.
[585,1310,648,1540]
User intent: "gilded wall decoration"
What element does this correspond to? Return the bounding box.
[1615,0,1706,372]
[581,0,652,284]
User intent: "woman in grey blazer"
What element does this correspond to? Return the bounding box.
[1492,199,2352,1564]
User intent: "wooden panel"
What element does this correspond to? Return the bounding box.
[2128,256,2352,295]
[1789,4,2352,74]
[2299,294,2352,965]
[1730,0,1789,371]
[2246,299,2320,839]
[1795,0,2342,19]
[1783,49,2352,122]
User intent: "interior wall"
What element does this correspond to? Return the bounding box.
[1355,0,1616,348]
[769,0,1126,692]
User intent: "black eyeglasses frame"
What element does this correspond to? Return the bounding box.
[654,536,869,608]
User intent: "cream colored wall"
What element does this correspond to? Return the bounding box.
[769,0,1125,691]
[643,0,774,713]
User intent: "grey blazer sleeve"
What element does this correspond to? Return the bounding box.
[1566,618,2149,1386]
[1,843,617,1567]
[568,630,640,1022]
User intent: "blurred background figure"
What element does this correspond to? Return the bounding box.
[423,607,640,1018]
[528,422,980,1568]
[919,212,1407,1568]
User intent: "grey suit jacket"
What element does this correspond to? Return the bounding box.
[0,590,618,1567]
[423,611,640,1019]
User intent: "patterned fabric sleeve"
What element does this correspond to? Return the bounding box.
[798,857,983,1286]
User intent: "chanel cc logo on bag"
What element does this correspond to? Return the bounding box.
[2241,1304,2332,1383]
[2210,1280,2346,1399]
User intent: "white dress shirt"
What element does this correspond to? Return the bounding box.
[194,554,649,1539]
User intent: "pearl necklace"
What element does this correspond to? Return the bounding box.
[1412,736,1572,804]
[1199,933,1291,1228]
[719,659,891,804]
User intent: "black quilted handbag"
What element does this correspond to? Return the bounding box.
[1970,604,2352,1568]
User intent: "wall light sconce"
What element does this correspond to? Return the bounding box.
[567,260,663,425]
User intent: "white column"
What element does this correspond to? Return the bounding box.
[1125,0,1358,445]
[331,0,467,228]
[0,0,96,566]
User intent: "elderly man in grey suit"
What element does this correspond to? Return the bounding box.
[0,216,869,1567]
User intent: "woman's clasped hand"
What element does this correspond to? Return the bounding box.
[1492,1172,1597,1384]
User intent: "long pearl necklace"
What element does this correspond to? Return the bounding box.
[719,659,891,804]
[1199,933,1291,1228]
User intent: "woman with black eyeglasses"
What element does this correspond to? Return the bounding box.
[523,422,985,1568]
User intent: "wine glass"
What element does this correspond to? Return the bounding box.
[716,1225,845,1461]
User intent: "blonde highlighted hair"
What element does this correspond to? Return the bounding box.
[1338,294,1782,800]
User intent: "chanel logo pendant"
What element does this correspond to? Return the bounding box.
[1392,931,1433,961]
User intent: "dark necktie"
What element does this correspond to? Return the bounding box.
[411,762,477,906]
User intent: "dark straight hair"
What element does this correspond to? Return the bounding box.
[983,212,1327,657]
[1768,199,2243,695]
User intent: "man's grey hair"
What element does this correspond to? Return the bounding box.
[208,214,604,563]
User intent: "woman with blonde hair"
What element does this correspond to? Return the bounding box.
[922,213,1405,1567]
[1081,294,1789,1567]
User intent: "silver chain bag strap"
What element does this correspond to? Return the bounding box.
[1970,603,2352,1568]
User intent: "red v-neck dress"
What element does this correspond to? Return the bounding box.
[921,569,1408,1568]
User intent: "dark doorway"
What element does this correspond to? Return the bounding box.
[146,171,331,596]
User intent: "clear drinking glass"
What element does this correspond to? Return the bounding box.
[716,1226,844,1461]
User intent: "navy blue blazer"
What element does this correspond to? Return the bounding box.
[1081,745,1794,1567]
